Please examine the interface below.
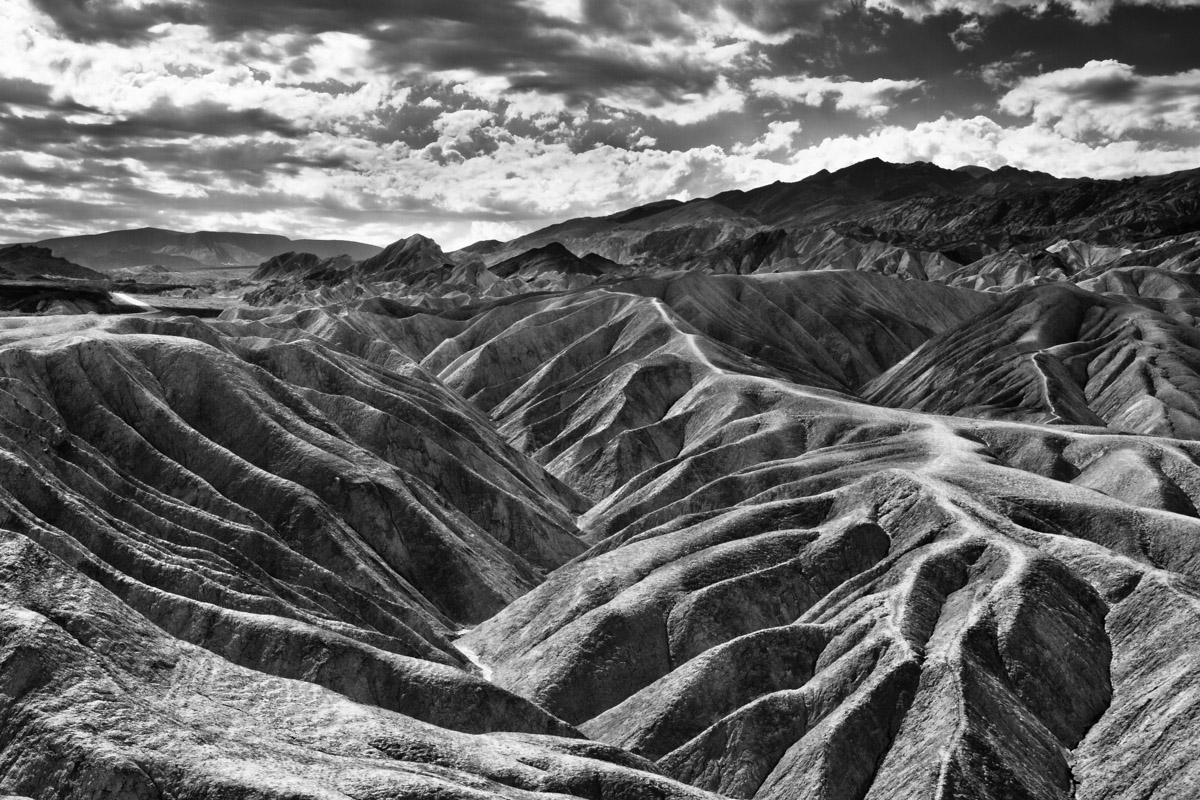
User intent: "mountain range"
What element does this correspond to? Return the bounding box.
[224,159,1200,310]
[472,159,1200,267]
[3,159,1200,799]
[19,227,383,271]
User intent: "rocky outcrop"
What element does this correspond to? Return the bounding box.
[354,234,450,281]
[249,251,355,282]
[491,242,623,279]
[0,245,107,281]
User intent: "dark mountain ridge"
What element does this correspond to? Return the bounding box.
[470,159,1200,271]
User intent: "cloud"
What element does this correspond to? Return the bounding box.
[27,0,193,43]
[600,75,746,124]
[863,0,1200,24]
[30,0,1200,50]
[950,17,984,50]
[999,60,1200,137]
[977,52,1037,89]
[21,0,749,108]
[5,0,1200,253]
[0,101,303,158]
[760,114,1200,185]
[751,75,923,117]
[10,0,758,139]
[30,0,834,47]
[576,0,835,41]
[433,108,495,140]
[734,120,803,158]
[0,76,88,112]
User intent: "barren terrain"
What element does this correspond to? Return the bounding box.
[4,160,1200,799]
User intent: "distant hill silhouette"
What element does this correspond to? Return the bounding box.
[24,227,383,270]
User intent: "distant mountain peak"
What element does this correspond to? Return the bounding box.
[955,165,994,178]
[356,233,449,280]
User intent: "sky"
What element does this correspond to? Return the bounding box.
[1,0,1199,249]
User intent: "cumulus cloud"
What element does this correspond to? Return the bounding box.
[734,120,803,158]
[999,60,1200,137]
[771,114,1200,183]
[751,75,923,117]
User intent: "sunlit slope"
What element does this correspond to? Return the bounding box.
[0,312,587,732]
[864,282,1200,438]
[0,531,718,799]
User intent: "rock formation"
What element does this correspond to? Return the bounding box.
[0,245,107,281]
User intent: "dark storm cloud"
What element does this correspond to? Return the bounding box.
[100,100,302,139]
[0,128,347,199]
[722,0,831,33]
[0,99,300,150]
[965,4,1200,76]
[111,139,355,182]
[0,76,97,114]
[0,153,139,187]
[29,0,709,100]
[28,0,193,42]
[763,3,1200,81]
[0,76,60,108]
[28,0,1200,108]
[25,0,810,102]
[32,0,829,42]
[1060,71,1140,103]
[751,2,1200,130]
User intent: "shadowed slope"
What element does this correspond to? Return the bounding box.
[468,161,1200,284]
[0,245,107,281]
[491,243,622,280]
[864,282,1200,438]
